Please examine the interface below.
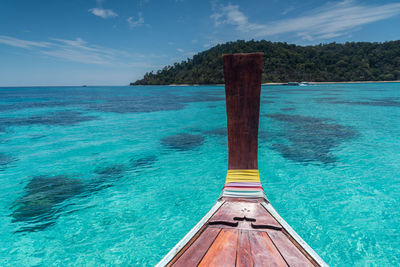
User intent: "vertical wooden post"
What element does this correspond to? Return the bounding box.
[223,53,263,170]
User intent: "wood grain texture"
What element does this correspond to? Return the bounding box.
[209,202,239,225]
[198,229,238,267]
[248,231,288,267]
[236,230,253,267]
[209,201,282,229]
[172,228,221,267]
[267,230,314,267]
[223,53,263,170]
[251,203,282,229]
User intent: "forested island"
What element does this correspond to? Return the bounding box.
[131,40,400,85]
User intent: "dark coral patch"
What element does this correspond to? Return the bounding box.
[261,100,275,104]
[321,92,340,96]
[161,133,205,151]
[314,97,339,102]
[317,97,400,108]
[0,153,17,171]
[11,175,85,232]
[0,86,224,115]
[87,95,185,113]
[280,107,296,112]
[0,101,78,112]
[203,127,227,136]
[263,114,357,165]
[357,97,400,107]
[272,142,337,164]
[130,155,157,169]
[25,111,97,125]
[86,91,222,114]
[0,111,98,128]
[88,164,126,192]
[9,156,157,233]
[179,92,223,103]
[267,90,298,94]
[267,114,331,124]
[94,164,125,176]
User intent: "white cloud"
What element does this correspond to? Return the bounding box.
[0,35,51,48]
[177,48,184,53]
[41,48,113,65]
[51,37,86,46]
[89,7,118,18]
[127,13,145,28]
[0,35,133,65]
[211,1,400,41]
[42,38,121,65]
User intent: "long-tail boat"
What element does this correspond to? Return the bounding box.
[157,53,328,266]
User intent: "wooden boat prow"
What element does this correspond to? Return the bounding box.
[157,53,327,266]
[158,197,326,266]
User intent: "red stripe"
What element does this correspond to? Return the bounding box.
[223,186,264,189]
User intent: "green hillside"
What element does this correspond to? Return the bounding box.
[131,40,400,85]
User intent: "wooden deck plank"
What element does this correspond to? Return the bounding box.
[236,230,253,267]
[252,203,282,229]
[171,228,221,267]
[209,202,281,229]
[249,231,288,267]
[209,202,238,225]
[198,229,238,267]
[267,230,314,267]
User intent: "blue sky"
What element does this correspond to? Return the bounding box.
[1,0,400,86]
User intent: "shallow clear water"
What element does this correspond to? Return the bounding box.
[0,83,399,266]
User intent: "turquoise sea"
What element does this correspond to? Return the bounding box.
[0,83,399,266]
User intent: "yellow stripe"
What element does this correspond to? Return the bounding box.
[225,169,260,184]
[226,169,260,175]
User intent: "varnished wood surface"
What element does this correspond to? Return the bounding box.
[198,229,238,267]
[223,53,263,170]
[170,200,317,267]
[267,230,314,267]
[236,230,253,267]
[248,231,288,267]
[209,201,281,230]
[172,228,221,267]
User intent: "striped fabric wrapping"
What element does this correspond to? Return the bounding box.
[221,169,265,198]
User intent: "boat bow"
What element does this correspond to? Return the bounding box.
[157,53,328,267]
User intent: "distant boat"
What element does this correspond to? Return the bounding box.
[299,81,309,86]
[298,66,310,86]
[282,82,299,85]
[157,53,327,267]
[82,85,87,87]
[282,81,309,86]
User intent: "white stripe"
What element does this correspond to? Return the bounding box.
[261,202,329,267]
[155,200,224,267]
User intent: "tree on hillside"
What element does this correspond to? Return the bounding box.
[131,40,400,85]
